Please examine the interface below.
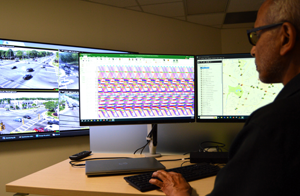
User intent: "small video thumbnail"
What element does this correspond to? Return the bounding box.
[58,52,79,90]
[0,46,59,89]
[0,91,59,134]
[59,90,88,130]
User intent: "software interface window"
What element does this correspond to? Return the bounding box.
[197,54,284,121]
[0,39,128,141]
[79,54,195,125]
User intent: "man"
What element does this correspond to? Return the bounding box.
[149,0,300,195]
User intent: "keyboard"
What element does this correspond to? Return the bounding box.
[124,162,220,192]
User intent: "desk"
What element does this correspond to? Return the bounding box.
[6,153,216,196]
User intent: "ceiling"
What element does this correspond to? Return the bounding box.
[81,0,264,29]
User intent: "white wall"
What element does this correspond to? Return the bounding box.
[0,1,251,196]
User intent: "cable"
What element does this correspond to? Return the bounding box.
[133,140,150,154]
[181,161,190,167]
[133,124,157,155]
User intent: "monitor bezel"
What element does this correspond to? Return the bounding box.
[0,37,137,54]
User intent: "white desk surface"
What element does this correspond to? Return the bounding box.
[6,153,216,196]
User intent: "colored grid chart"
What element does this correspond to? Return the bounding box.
[97,65,194,119]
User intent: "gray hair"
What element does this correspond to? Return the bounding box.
[266,0,300,32]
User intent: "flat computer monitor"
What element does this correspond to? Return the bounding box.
[0,38,132,142]
[196,53,284,122]
[79,53,195,156]
[79,53,195,125]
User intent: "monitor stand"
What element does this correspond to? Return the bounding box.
[144,124,161,158]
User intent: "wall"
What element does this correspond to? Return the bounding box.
[1,136,89,196]
[221,28,253,54]
[0,0,221,55]
[0,1,251,196]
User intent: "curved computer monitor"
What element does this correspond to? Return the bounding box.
[0,38,132,142]
[196,53,284,122]
[79,53,195,126]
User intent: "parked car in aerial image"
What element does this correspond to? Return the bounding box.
[33,127,45,132]
[48,119,59,125]
[44,124,59,131]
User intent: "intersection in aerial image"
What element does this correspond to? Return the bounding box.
[0,91,59,134]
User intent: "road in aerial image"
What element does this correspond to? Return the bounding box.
[0,106,50,134]
[59,52,79,90]
[0,47,58,89]
[59,91,87,131]
[0,91,59,134]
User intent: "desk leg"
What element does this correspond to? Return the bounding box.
[14,193,29,196]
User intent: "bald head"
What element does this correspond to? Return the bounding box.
[258,0,274,24]
[264,0,300,33]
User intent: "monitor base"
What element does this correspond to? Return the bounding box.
[144,153,161,158]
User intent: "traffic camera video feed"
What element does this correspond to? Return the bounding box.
[0,38,133,141]
[0,46,58,89]
[59,90,86,131]
[0,90,88,136]
[0,91,59,134]
[0,46,80,90]
[59,52,79,89]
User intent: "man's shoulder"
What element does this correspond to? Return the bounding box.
[246,90,300,129]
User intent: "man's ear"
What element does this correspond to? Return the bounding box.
[280,22,297,55]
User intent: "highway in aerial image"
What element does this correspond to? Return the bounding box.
[59,91,84,131]
[0,47,58,89]
[59,52,79,90]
